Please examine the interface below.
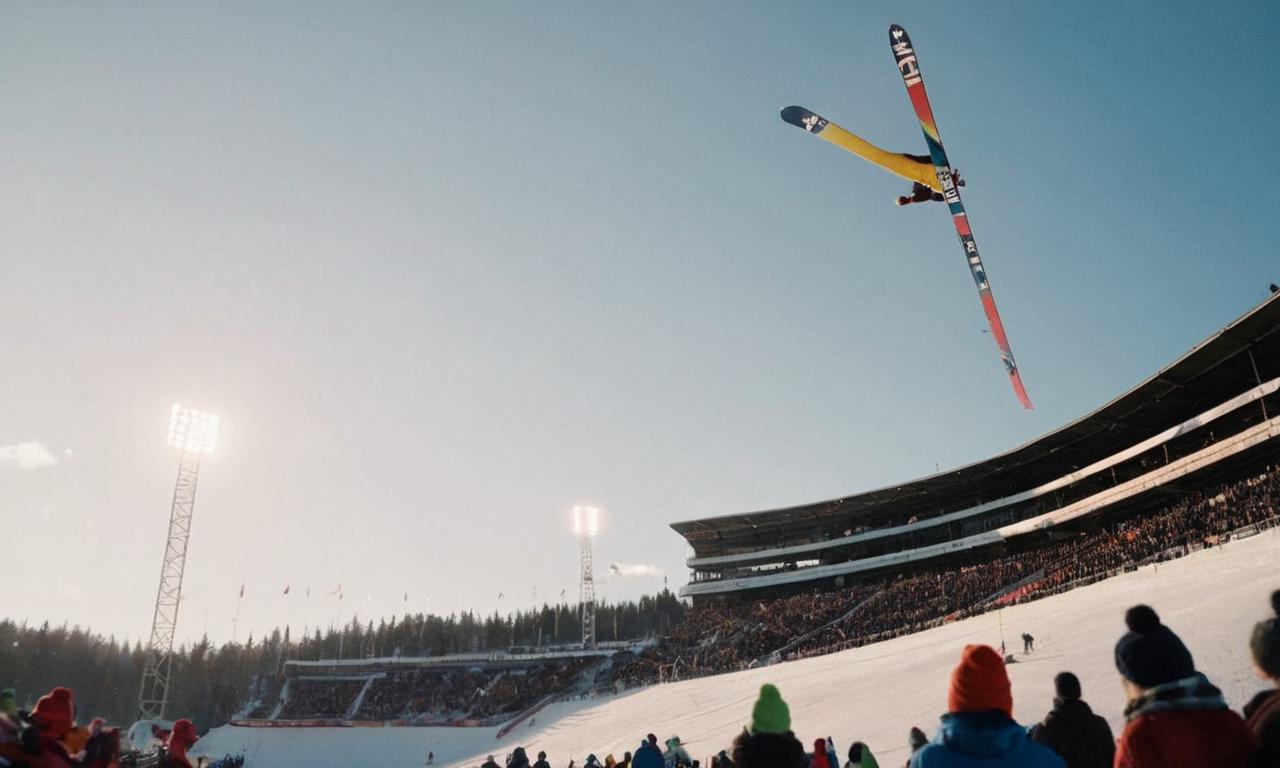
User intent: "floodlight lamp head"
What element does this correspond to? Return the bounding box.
[167,403,220,454]
[572,505,600,538]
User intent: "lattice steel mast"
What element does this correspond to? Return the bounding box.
[573,506,599,649]
[138,404,219,720]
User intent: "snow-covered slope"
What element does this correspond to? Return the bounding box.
[192,529,1280,768]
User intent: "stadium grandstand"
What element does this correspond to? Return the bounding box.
[237,647,636,728]
[672,293,1280,602]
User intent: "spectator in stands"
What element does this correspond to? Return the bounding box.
[1112,605,1256,766]
[731,684,805,768]
[534,750,552,768]
[634,735,663,768]
[1245,590,1280,766]
[1028,672,1113,768]
[910,644,1063,767]
[166,718,199,768]
[844,741,879,768]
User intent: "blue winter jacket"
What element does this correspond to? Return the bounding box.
[910,712,1065,768]
[632,743,664,768]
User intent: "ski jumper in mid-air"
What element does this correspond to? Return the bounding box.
[778,24,1034,410]
[779,106,962,206]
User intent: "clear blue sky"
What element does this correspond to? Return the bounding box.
[2,1,1277,645]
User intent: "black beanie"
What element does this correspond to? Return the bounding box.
[1114,605,1195,688]
[1053,671,1081,700]
[1251,590,1280,678]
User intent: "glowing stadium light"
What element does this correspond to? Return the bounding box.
[167,403,220,454]
[141,402,222,720]
[572,505,600,538]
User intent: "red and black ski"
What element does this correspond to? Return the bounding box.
[889,24,1033,409]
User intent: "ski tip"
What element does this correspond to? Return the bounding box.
[889,24,908,41]
[780,105,810,125]
[780,105,827,134]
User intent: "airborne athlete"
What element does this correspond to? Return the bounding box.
[779,25,1032,409]
[778,106,961,206]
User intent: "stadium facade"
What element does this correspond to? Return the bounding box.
[672,294,1280,602]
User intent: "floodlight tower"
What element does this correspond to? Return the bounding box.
[572,506,600,650]
[138,404,220,720]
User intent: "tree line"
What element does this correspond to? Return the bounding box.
[0,589,685,732]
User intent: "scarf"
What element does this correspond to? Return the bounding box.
[1123,672,1227,722]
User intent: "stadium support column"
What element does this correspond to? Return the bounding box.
[572,506,600,650]
[139,404,220,720]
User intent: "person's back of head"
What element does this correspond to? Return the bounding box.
[1251,590,1280,681]
[1114,605,1196,692]
[947,644,1012,718]
[731,685,804,768]
[1053,671,1082,701]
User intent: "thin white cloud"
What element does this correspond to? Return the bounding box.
[0,441,60,470]
[609,562,664,578]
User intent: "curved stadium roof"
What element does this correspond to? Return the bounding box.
[671,293,1280,561]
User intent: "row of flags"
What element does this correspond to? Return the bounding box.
[235,585,572,602]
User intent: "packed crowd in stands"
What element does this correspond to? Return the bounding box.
[616,466,1280,684]
[483,593,1280,766]
[276,678,366,719]
[270,659,594,723]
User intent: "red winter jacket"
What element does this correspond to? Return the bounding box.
[1114,707,1257,767]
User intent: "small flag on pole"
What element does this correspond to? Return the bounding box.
[403,592,408,603]
[283,585,290,595]
[239,585,245,598]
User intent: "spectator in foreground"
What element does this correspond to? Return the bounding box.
[907,726,928,757]
[1028,672,1113,768]
[811,738,833,768]
[845,740,879,768]
[534,750,552,768]
[510,747,532,768]
[663,736,692,768]
[910,644,1063,767]
[731,684,805,768]
[633,735,663,768]
[165,718,199,768]
[0,689,18,744]
[1112,604,1256,767]
[482,755,501,768]
[29,686,78,764]
[1245,590,1280,766]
